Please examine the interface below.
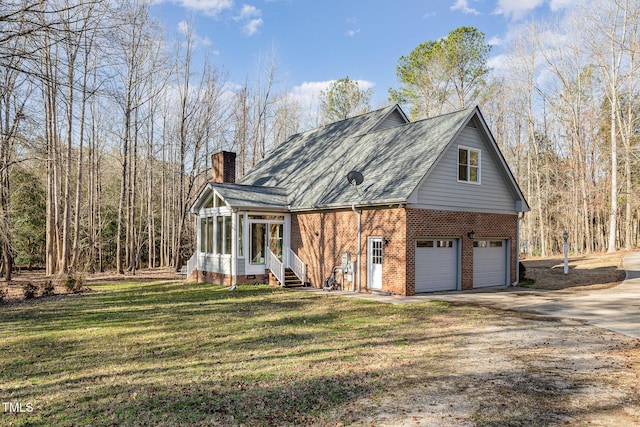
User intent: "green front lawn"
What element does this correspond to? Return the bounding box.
[0,281,459,426]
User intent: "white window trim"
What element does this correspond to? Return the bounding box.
[457,145,481,185]
[198,211,234,256]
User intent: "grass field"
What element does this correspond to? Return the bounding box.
[2,278,639,426]
[0,280,458,426]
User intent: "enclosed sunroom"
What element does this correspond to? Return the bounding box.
[188,181,305,287]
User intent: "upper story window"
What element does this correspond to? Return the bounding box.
[458,146,480,184]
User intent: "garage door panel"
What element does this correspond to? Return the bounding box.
[415,239,457,293]
[473,240,507,287]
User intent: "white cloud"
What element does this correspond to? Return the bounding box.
[488,35,503,46]
[238,4,261,18]
[451,0,480,15]
[290,81,331,106]
[548,0,583,11]
[487,54,508,71]
[493,0,544,20]
[489,0,584,21]
[177,20,189,34]
[345,17,360,37]
[242,18,263,35]
[177,20,214,48]
[354,79,374,91]
[162,0,234,17]
[234,4,263,36]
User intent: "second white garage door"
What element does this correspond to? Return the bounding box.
[473,240,507,287]
[415,239,458,293]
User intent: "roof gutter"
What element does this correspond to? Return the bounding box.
[289,198,408,213]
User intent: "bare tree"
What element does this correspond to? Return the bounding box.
[579,0,634,252]
[0,35,32,279]
[109,0,158,274]
[164,20,229,270]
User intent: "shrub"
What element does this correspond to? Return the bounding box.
[42,280,55,296]
[64,275,85,293]
[76,275,85,290]
[64,275,76,292]
[23,282,38,299]
[518,261,534,285]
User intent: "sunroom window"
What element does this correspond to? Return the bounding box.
[238,214,243,257]
[199,216,215,254]
[207,217,214,253]
[216,216,224,254]
[216,215,232,255]
[200,218,207,252]
[200,214,231,255]
[224,216,232,254]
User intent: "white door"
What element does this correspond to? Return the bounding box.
[246,221,284,275]
[473,240,507,287]
[415,239,458,293]
[368,237,383,290]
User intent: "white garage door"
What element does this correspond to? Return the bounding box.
[415,239,458,293]
[473,240,507,288]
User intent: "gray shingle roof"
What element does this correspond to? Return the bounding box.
[208,183,288,211]
[238,105,476,210]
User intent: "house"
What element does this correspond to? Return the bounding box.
[187,104,529,295]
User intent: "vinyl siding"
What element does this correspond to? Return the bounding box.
[373,109,407,131]
[411,126,517,214]
[199,253,235,275]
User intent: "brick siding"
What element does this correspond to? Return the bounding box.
[291,208,408,295]
[291,207,517,296]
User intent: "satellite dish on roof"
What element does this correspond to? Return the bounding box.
[347,170,364,186]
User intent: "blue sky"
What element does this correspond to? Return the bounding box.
[151,0,581,107]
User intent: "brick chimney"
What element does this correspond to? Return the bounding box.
[211,151,236,183]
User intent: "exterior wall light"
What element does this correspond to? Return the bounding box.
[467,231,475,239]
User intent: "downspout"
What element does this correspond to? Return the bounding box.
[352,203,361,292]
[514,212,524,286]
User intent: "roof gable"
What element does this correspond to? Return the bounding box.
[190,182,289,213]
[369,105,409,132]
[407,108,529,213]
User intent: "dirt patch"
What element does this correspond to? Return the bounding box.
[521,251,628,291]
[347,310,640,426]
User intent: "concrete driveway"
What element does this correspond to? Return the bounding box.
[308,252,640,338]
